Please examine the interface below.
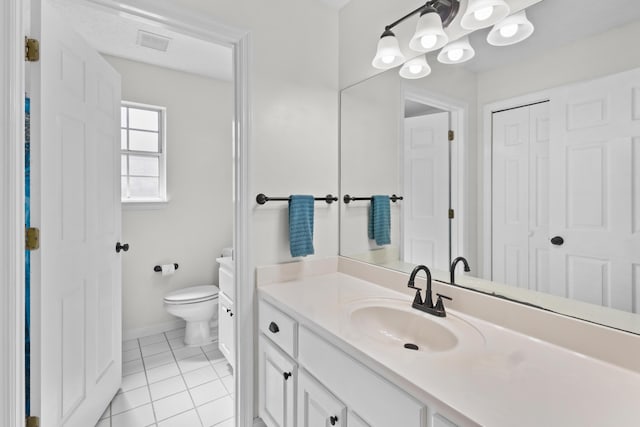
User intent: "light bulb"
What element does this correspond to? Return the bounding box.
[409,64,423,74]
[382,55,395,64]
[447,48,464,61]
[473,6,494,21]
[420,34,438,49]
[499,23,519,38]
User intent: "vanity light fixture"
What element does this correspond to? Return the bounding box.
[399,55,432,79]
[437,36,475,64]
[372,0,534,79]
[460,0,510,30]
[487,10,534,46]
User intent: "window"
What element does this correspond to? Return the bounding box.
[120,102,167,202]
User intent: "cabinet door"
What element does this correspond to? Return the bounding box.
[218,292,235,369]
[348,411,371,427]
[259,336,297,427]
[298,369,346,427]
[433,414,459,427]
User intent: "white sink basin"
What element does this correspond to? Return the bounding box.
[346,298,485,353]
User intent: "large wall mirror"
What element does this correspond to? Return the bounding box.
[339,0,640,335]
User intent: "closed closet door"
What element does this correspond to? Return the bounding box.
[492,102,550,289]
[549,68,640,311]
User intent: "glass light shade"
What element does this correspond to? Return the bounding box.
[372,33,406,69]
[461,0,510,30]
[399,56,432,79]
[487,10,535,46]
[408,11,449,53]
[437,36,475,64]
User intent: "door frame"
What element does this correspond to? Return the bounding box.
[400,84,468,269]
[1,0,254,426]
[481,90,551,281]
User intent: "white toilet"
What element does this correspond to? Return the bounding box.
[164,285,219,346]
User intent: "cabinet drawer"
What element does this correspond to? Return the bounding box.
[259,300,298,357]
[298,326,426,427]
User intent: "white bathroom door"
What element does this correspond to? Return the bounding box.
[548,68,640,312]
[30,1,123,426]
[492,106,530,288]
[402,112,450,271]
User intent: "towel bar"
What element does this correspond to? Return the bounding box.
[256,193,338,205]
[343,194,403,204]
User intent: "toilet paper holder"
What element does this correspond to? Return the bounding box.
[154,263,179,272]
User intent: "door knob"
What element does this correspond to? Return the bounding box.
[115,242,129,253]
[550,236,564,246]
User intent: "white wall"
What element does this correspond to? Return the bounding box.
[177,0,340,266]
[103,55,234,335]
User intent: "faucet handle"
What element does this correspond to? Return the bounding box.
[407,281,423,305]
[434,293,452,314]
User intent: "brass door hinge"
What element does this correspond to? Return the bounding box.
[26,227,40,250]
[26,416,40,427]
[448,209,455,219]
[25,37,40,62]
[448,130,454,141]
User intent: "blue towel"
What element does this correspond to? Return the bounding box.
[368,195,391,246]
[289,195,315,257]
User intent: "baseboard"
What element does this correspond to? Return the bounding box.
[123,318,220,341]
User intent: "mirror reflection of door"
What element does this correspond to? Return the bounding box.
[403,107,450,272]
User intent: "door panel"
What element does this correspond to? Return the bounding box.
[31,1,122,425]
[403,112,449,270]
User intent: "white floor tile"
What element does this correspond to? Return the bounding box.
[95,419,110,427]
[139,333,167,347]
[111,403,155,427]
[157,409,203,427]
[143,351,175,370]
[197,396,234,427]
[178,354,210,374]
[123,359,145,376]
[149,375,187,401]
[189,379,228,407]
[204,348,226,364]
[213,418,234,427]
[220,376,234,396]
[123,348,142,363]
[168,337,186,350]
[183,365,218,389]
[212,361,232,379]
[119,371,147,394]
[200,343,218,353]
[111,386,151,415]
[153,391,195,421]
[172,346,203,361]
[122,339,139,352]
[141,341,171,358]
[146,362,181,384]
[165,328,185,339]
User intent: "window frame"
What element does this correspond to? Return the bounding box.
[120,101,168,204]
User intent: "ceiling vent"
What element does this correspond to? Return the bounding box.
[136,30,171,52]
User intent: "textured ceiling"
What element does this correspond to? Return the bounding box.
[49,0,233,81]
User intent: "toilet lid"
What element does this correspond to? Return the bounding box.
[164,285,219,303]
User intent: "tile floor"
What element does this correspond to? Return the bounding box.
[96,328,234,427]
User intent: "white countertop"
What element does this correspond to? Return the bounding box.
[258,272,640,427]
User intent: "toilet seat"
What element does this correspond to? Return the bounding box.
[164,285,219,305]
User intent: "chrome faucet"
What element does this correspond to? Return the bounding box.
[407,265,451,317]
[450,256,470,284]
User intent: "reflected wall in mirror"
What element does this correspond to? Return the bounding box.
[339,0,640,334]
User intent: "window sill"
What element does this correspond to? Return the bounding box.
[122,199,169,210]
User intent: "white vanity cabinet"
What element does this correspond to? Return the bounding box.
[217,256,234,369]
[258,298,463,427]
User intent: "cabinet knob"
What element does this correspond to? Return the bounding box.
[268,322,279,333]
[551,236,564,246]
[330,415,338,425]
[283,371,292,380]
[115,242,129,253]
